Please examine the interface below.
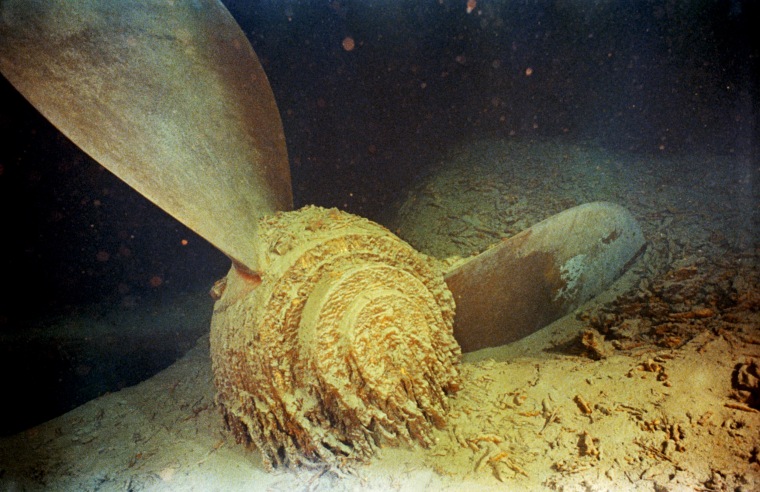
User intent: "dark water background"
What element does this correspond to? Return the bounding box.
[0,0,755,434]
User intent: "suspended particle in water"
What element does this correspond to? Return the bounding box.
[342,36,355,51]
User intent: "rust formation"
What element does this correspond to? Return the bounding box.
[210,206,462,468]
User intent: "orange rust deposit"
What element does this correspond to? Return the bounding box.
[669,308,715,319]
[232,262,262,287]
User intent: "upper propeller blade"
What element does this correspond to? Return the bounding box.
[445,202,645,353]
[0,0,292,272]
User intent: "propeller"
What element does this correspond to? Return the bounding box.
[1,0,645,467]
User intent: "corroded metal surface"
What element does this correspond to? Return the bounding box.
[446,202,645,352]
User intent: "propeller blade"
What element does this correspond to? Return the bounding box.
[445,202,645,353]
[0,0,292,272]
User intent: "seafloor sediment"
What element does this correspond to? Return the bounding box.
[0,138,757,491]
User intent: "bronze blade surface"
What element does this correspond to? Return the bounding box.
[445,202,645,353]
[0,0,292,272]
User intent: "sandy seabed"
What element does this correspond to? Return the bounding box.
[1,137,757,491]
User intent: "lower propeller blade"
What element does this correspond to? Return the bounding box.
[445,202,645,353]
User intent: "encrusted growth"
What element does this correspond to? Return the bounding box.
[210,206,461,469]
